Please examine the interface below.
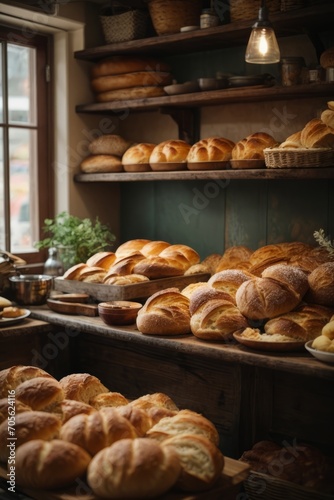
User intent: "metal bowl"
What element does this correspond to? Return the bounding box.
[9,274,53,305]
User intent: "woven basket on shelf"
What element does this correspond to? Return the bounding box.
[100,9,148,43]
[147,0,203,35]
[264,147,334,169]
[229,0,280,22]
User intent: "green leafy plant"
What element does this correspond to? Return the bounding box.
[34,211,116,265]
[313,228,334,256]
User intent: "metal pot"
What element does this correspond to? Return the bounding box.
[9,274,53,305]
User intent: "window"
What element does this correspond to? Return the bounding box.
[0,25,53,262]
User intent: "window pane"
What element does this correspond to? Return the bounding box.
[7,44,36,125]
[9,128,38,253]
[0,127,4,249]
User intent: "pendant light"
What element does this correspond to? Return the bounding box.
[245,0,280,64]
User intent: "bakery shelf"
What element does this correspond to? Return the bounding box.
[74,4,334,60]
[74,167,334,183]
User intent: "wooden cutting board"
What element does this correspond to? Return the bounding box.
[0,457,250,500]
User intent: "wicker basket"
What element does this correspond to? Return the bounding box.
[244,471,334,500]
[264,147,334,168]
[100,9,148,43]
[230,0,280,22]
[147,0,203,35]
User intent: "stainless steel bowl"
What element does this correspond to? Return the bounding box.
[9,274,53,305]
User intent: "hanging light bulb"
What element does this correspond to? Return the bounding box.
[245,0,280,64]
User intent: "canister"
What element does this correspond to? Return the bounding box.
[200,9,220,29]
[281,57,305,86]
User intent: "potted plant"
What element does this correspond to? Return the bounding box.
[34,211,116,269]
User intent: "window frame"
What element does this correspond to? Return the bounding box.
[0,24,54,263]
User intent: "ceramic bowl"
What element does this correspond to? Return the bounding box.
[9,274,53,305]
[98,301,142,326]
[304,340,334,364]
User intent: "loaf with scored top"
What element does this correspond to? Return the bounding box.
[0,365,54,398]
[232,132,278,160]
[15,377,64,412]
[150,140,191,164]
[59,373,109,404]
[187,137,235,162]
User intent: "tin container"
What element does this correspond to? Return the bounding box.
[200,9,220,29]
[281,57,305,86]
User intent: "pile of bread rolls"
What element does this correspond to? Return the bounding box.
[63,239,202,284]
[0,365,225,497]
[90,55,172,103]
[310,314,334,353]
[80,134,133,173]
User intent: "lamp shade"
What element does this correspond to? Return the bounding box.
[245,26,280,64]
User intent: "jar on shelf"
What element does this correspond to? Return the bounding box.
[281,57,305,86]
[44,247,64,277]
[200,9,220,29]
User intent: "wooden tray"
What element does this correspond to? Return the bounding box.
[0,457,250,500]
[54,273,210,302]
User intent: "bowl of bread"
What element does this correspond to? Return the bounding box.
[98,300,143,326]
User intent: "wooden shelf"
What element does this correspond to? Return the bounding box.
[74,167,334,183]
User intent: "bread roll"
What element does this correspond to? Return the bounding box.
[159,244,200,267]
[80,154,123,173]
[0,296,12,309]
[1,306,25,318]
[278,130,302,149]
[0,365,54,398]
[103,273,149,285]
[140,240,171,257]
[181,282,211,300]
[86,251,117,269]
[0,411,60,462]
[132,256,186,278]
[89,391,129,409]
[52,398,96,423]
[306,262,334,306]
[216,245,253,272]
[88,134,132,156]
[96,86,166,102]
[105,253,146,276]
[232,132,278,160]
[189,287,235,314]
[122,143,156,172]
[77,265,107,283]
[187,137,235,162]
[59,373,109,404]
[249,244,288,276]
[87,437,181,499]
[320,109,334,129]
[115,238,151,258]
[62,263,88,280]
[300,118,334,148]
[320,46,334,69]
[136,288,191,335]
[129,392,179,412]
[15,439,91,489]
[163,434,225,492]
[91,71,172,93]
[0,398,31,424]
[150,140,191,164]
[91,56,171,78]
[261,263,309,301]
[146,409,220,446]
[116,405,153,437]
[208,269,253,300]
[15,377,64,411]
[60,407,138,456]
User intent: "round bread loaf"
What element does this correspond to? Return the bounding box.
[122,143,156,172]
[91,71,172,93]
[0,365,54,398]
[150,140,191,164]
[115,239,151,258]
[189,287,236,314]
[15,439,91,489]
[261,263,309,301]
[96,86,166,102]
[80,154,123,173]
[15,377,64,411]
[89,391,129,409]
[320,46,334,69]
[88,134,132,156]
[306,262,334,306]
[132,256,186,278]
[91,56,171,78]
[232,132,278,160]
[86,251,117,269]
[87,437,181,499]
[136,287,191,335]
[300,118,334,148]
[159,244,200,267]
[59,373,109,404]
[208,269,253,299]
[187,137,235,162]
[115,405,153,436]
[248,244,288,276]
[216,245,253,272]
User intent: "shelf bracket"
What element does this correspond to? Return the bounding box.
[160,107,200,144]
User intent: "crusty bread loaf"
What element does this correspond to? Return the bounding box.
[232,132,278,160]
[104,252,146,276]
[89,391,129,409]
[163,434,225,492]
[181,282,211,300]
[122,143,156,172]
[159,244,200,267]
[300,118,334,148]
[140,240,171,257]
[62,263,88,280]
[132,256,186,279]
[305,262,334,307]
[208,269,253,300]
[86,251,117,269]
[201,253,224,275]
[320,109,334,129]
[187,137,235,163]
[320,46,334,69]
[88,134,132,156]
[87,437,181,499]
[115,239,151,258]
[96,85,166,102]
[77,265,107,283]
[60,407,138,456]
[0,411,61,462]
[129,392,179,412]
[116,405,153,437]
[189,287,236,314]
[216,245,253,272]
[150,140,191,164]
[52,398,96,423]
[91,71,172,93]
[91,56,171,78]
[103,273,149,285]
[264,303,334,341]
[146,409,220,446]
[80,154,123,173]
[136,288,191,335]
[261,263,309,301]
[0,365,54,398]
[15,377,64,411]
[248,244,289,276]
[59,373,109,404]
[15,439,91,489]
[0,398,31,424]
[278,130,302,149]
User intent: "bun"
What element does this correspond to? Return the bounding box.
[116,405,153,436]
[136,288,191,335]
[96,86,166,102]
[187,137,235,162]
[62,263,88,280]
[140,240,171,257]
[80,154,123,173]
[88,134,132,156]
[146,409,220,446]
[1,306,25,318]
[59,373,109,404]
[216,245,253,272]
[15,377,64,411]
[300,118,334,148]
[181,282,210,300]
[0,365,54,398]
[122,143,156,172]
[0,410,61,462]
[306,262,334,307]
[320,109,334,129]
[91,71,172,93]
[150,140,191,164]
[0,296,12,308]
[129,392,179,412]
[91,56,171,78]
[163,434,225,492]
[15,439,91,489]
[132,256,186,278]
[264,303,334,341]
[248,244,288,275]
[87,437,181,499]
[278,130,302,148]
[261,263,309,300]
[86,251,117,269]
[52,398,96,423]
[59,407,137,456]
[77,265,107,283]
[89,391,129,409]
[159,244,200,267]
[116,239,151,258]
[320,46,334,69]
[232,132,278,160]
[0,398,31,424]
[105,253,146,276]
[208,269,253,300]
[103,273,149,285]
